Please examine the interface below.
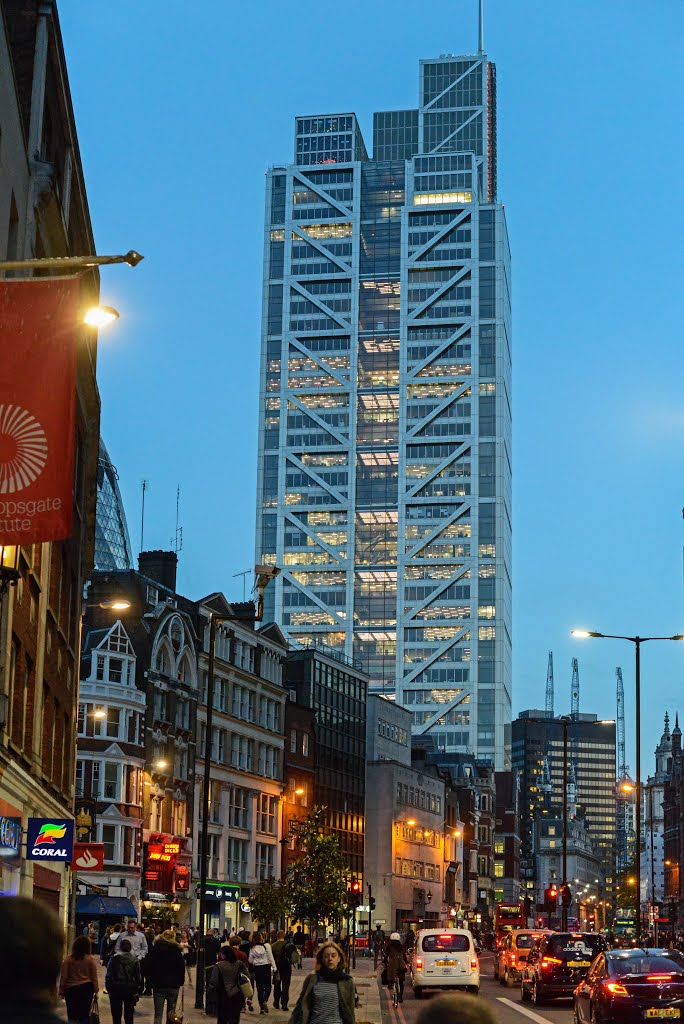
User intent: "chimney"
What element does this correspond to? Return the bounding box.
[138,550,177,593]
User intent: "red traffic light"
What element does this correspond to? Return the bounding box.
[351,877,361,893]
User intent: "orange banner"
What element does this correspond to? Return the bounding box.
[0,278,80,544]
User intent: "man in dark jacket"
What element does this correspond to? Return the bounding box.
[106,939,142,1024]
[271,930,297,1011]
[146,928,185,1024]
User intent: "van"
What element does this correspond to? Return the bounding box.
[410,928,480,997]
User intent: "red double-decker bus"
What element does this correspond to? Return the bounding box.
[494,902,526,946]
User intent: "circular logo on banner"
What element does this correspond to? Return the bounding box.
[0,405,48,494]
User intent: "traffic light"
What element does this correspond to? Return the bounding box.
[349,877,362,909]
[545,884,558,915]
[561,884,572,908]
[369,894,377,911]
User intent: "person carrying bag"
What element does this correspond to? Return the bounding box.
[207,947,252,1024]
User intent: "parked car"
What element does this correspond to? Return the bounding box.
[520,931,606,1005]
[410,928,480,998]
[574,947,684,1024]
[497,929,551,986]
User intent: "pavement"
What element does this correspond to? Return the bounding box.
[55,954,385,1024]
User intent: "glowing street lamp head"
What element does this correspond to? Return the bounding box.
[571,629,592,639]
[84,305,120,328]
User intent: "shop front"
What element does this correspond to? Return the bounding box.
[142,833,191,925]
[196,880,240,933]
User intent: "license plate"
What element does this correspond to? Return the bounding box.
[645,1011,680,1020]
[436,960,457,967]
[567,961,591,968]
[441,968,452,975]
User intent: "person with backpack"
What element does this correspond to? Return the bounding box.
[207,945,250,1024]
[271,931,297,1011]
[105,938,141,1024]
[383,933,408,1003]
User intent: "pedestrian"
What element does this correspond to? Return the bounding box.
[208,944,249,1024]
[271,930,297,1011]
[102,923,122,966]
[205,927,222,967]
[249,931,277,1013]
[288,940,355,1024]
[372,925,385,970]
[293,927,305,967]
[383,932,408,1003]
[142,925,156,995]
[106,938,142,1024]
[414,993,496,1024]
[227,936,254,1012]
[116,920,148,962]
[239,929,252,958]
[145,928,185,1024]
[2,896,68,1024]
[59,934,99,1024]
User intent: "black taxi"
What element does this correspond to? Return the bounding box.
[520,932,606,1005]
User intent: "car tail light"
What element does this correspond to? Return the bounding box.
[415,958,423,970]
[541,957,562,969]
[471,958,478,970]
[647,976,674,982]
[604,982,628,995]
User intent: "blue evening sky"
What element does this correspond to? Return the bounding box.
[59,0,684,767]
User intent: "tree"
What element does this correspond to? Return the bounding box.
[286,807,350,931]
[249,877,292,933]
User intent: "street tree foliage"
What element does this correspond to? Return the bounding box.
[249,877,292,932]
[286,807,350,928]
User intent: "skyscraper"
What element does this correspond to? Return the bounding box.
[256,38,512,767]
[512,711,617,910]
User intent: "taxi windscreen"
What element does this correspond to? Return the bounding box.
[421,934,470,953]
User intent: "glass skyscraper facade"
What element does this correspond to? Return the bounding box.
[95,438,133,571]
[256,49,512,768]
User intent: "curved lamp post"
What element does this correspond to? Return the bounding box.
[571,629,684,945]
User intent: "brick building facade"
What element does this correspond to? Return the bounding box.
[0,0,100,922]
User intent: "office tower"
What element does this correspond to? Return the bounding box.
[256,43,512,767]
[512,711,617,907]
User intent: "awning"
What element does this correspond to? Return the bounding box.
[76,895,137,918]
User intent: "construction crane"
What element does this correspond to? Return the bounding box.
[571,658,580,718]
[545,651,554,718]
[616,666,628,777]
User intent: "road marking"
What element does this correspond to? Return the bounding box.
[497,996,555,1024]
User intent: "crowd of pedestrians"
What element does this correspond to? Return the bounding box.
[3,894,503,1024]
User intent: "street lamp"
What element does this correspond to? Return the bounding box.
[195,566,280,1010]
[571,629,684,946]
[83,305,120,328]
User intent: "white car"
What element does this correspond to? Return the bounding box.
[410,928,480,997]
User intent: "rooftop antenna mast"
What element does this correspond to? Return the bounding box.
[478,0,485,54]
[571,657,580,719]
[545,651,554,718]
[140,479,149,553]
[172,485,183,554]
